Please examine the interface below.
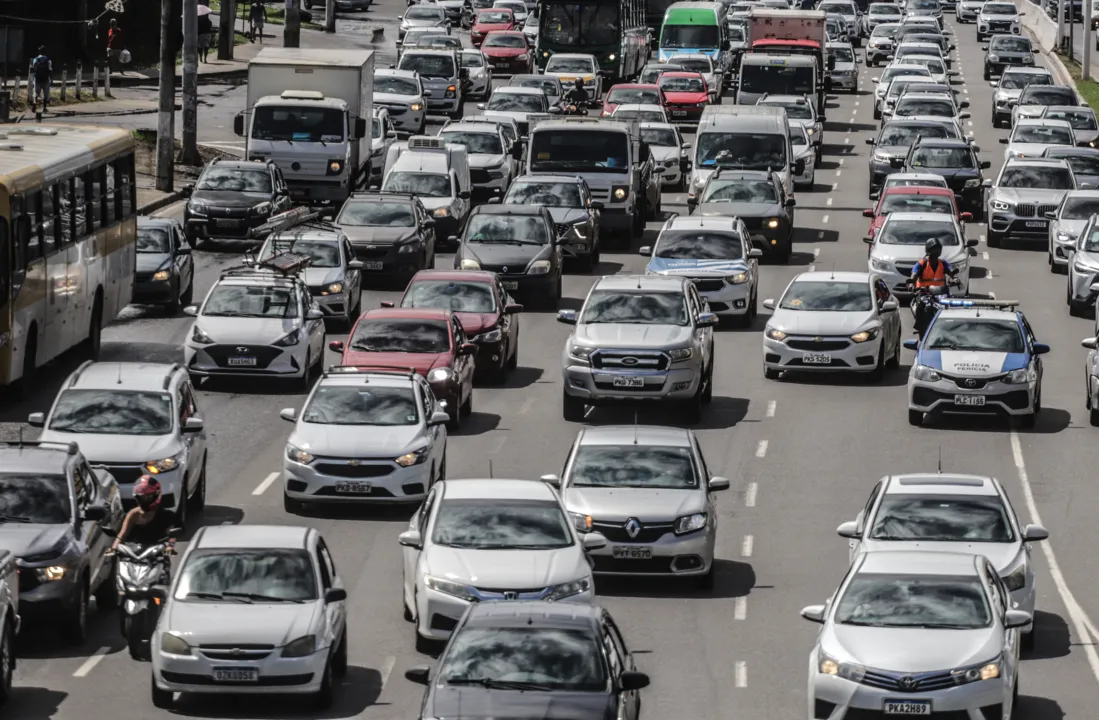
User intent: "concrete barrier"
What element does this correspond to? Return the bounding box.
[1016,0,1077,88]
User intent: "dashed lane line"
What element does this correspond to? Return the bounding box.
[755,440,768,458]
[813,248,821,258]
[735,596,747,620]
[982,251,990,260]
[766,400,776,417]
[742,534,754,557]
[73,646,111,677]
[822,215,830,224]
[809,264,816,272]
[735,661,748,687]
[826,198,834,206]
[378,655,397,692]
[745,482,758,507]
[252,472,280,496]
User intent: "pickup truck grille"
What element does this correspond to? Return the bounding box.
[591,351,669,370]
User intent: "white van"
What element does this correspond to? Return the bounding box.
[382,136,472,247]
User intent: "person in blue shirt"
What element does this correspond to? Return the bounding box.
[30,47,52,112]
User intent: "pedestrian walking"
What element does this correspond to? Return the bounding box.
[30,46,52,111]
[107,19,124,74]
[249,1,267,43]
[197,8,213,63]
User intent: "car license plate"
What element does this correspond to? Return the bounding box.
[213,668,258,682]
[672,110,687,116]
[612,376,645,387]
[363,261,384,270]
[335,481,372,494]
[802,353,832,364]
[884,700,931,715]
[214,219,240,228]
[954,394,986,406]
[1025,220,1047,228]
[227,356,257,366]
[612,546,652,559]
[493,63,506,69]
[501,281,519,290]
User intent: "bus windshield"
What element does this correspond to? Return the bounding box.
[661,24,719,49]
[741,64,814,95]
[541,2,620,47]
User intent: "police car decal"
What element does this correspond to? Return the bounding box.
[646,257,749,276]
[917,349,1030,376]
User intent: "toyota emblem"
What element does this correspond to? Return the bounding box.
[625,518,641,539]
[622,357,639,366]
[899,676,917,690]
[236,346,249,352]
[502,266,508,273]
[965,379,978,388]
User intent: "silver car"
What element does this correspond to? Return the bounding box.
[802,551,1027,720]
[438,120,515,201]
[838,473,1048,649]
[977,0,1022,42]
[1081,331,1099,424]
[863,2,903,33]
[1040,105,1099,148]
[1010,84,1080,126]
[758,94,824,156]
[990,66,1053,128]
[789,123,817,189]
[984,157,1077,248]
[1047,190,1099,272]
[399,4,449,41]
[957,0,987,21]
[545,425,729,587]
[374,69,429,135]
[255,228,364,327]
[639,122,689,190]
[1000,118,1075,163]
[459,49,492,101]
[872,64,932,119]
[1066,213,1099,316]
[370,108,396,187]
[827,42,859,93]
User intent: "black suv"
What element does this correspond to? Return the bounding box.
[892,138,990,218]
[406,600,650,720]
[135,216,195,313]
[0,441,123,644]
[982,35,1037,79]
[182,159,292,246]
[335,192,437,280]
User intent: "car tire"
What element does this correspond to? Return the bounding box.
[869,345,886,382]
[313,660,335,710]
[446,395,462,431]
[886,335,901,369]
[694,567,714,590]
[0,619,14,706]
[297,351,314,391]
[562,389,585,422]
[764,366,779,380]
[151,673,174,709]
[180,277,194,307]
[986,229,1003,248]
[873,105,881,120]
[332,629,348,678]
[128,622,146,660]
[681,386,703,424]
[63,581,88,646]
[1090,404,1099,427]
[507,332,520,371]
[415,630,435,655]
[1069,298,1089,317]
[1021,629,1035,652]
[284,492,304,515]
[908,409,923,426]
[174,484,188,530]
[94,559,119,611]
[460,389,473,418]
[189,458,207,513]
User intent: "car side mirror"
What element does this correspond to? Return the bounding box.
[583,532,607,550]
[862,208,875,218]
[966,237,979,248]
[348,260,364,270]
[960,212,974,223]
[307,308,325,320]
[279,408,298,422]
[865,137,876,145]
[447,235,459,244]
[380,301,395,308]
[386,130,397,139]
[982,178,993,187]
[639,245,653,257]
[785,197,796,207]
[183,417,204,433]
[800,604,826,623]
[505,303,523,314]
[328,340,345,352]
[354,118,368,140]
[1044,211,1057,220]
[26,412,44,427]
[428,411,450,426]
[82,504,108,522]
[458,342,477,356]
[477,103,486,110]
[458,190,471,200]
[183,305,198,317]
[862,236,874,245]
[762,299,775,310]
[959,100,970,108]
[1032,343,1051,355]
[881,299,899,312]
[557,309,577,325]
[619,671,650,691]
[1023,524,1049,541]
[590,201,604,210]
[423,89,433,97]
[708,476,730,491]
[398,529,423,549]
[486,197,502,204]
[903,338,919,351]
[406,666,431,685]
[748,248,763,258]
[686,197,698,210]
[989,81,998,88]
[539,473,561,487]
[1004,610,1032,629]
[1083,337,1099,350]
[836,520,861,539]
[177,245,192,255]
[696,312,719,327]
[233,114,245,136]
[1033,47,1039,53]
[998,137,1009,144]
[325,588,348,603]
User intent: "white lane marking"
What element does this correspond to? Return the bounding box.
[755,440,768,458]
[984,271,994,279]
[734,596,747,620]
[491,435,507,454]
[854,100,860,106]
[252,472,280,496]
[826,197,834,206]
[745,482,758,507]
[967,120,973,127]
[989,291,997,299]
[809,264,816,272]
[813,248,821,258]
[982,251,990,260]
[73,646,111,677]
[845,136,850,144]
[766,400,776,417]
[379,655,396,691]
[742,534,754,557]
[735,661,748,687]
[839,158,845,166]
[979,234,986,243]
[836,169,842,177]
[831,183,838,191]
[518,396,536,415]
[1010,432,1099,684]
[822,214,830,224]
[846,128,852,134]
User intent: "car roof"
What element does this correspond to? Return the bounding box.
[271,229,343,243]
[376,68,419,79]
[611,83,660,89]
[887,172,948,180]
[883,63,929,73]
[711,169,772,181]
[639,121,677,131]
[882,473,1000,497]
[577,424,693,447]
[760,94,810,104]
[137,216,176,229]
[1062,189,1099,199]
[195,524,311,550]
[883,211,955,223]
[441,478,557,500]
[345,192,417,204]
[661,71,704,79]
[1004,157,1070,168]
[409,269,497,285]
[547,53,596,61]
[1003,66,1052,75]
[912,138,970,148]
[201,160,269,172]
[66,361,179,391]
[615,103,665,111]
[361,307,452,321]
[666,215,738,231]
[463,600,600,629]
[319,369,418,389]
[1045,146,1099,157]
[935,306,1020,321]
[896,93,953,102]
[442,121,501,134]
[858,550,980,576]
[1044,104,1096,113]
[795,271,870,283]
[594,274,687,291]
[511,174,584,184]
[495,86,544,96]
[0,442,75,474]
[1015,118,1071,128]
[664,53,712,61]
[882,185,953,196]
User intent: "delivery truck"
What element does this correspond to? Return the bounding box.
[234,48,374,207]
[741,9,829,109]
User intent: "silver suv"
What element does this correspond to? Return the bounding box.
[557,275,717,424]
[984,157,1077,248]
[990,66,1053,128]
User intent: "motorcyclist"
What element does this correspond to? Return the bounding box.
[111,475,175,551]
[564,77,589,107]
[909,238,958,290]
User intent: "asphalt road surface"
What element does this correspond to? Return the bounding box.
[2,11,1099,720]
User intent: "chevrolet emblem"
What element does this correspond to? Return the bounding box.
[814,337,823,342]
[348,459,361,467]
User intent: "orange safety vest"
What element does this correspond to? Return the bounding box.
[915,258,947,288]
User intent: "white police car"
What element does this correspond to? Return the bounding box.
[905,299,1049,427]
[639,216,763,326]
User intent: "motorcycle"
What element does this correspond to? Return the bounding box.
[907,279,961,340]
[109,531,179,660]
[561,103,588,116]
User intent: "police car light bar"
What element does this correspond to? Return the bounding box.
[939,299,1019,309]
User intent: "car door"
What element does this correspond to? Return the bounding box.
[302,287,325,357]
[497,278,517,348]
[72,464,108,589]
[873,278,899,352]
[849,479,884,561]
[315,538,347,649]
[172,220,193,294]
[603,614,641,720]
[419,378,445,478]
[451,315,475,390]
[692,434,718,531]
[179,381,205,493]
[404,486,438,612]
[341,236,362,307]
[1021,316,1041,385]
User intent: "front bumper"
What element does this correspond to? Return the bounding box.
[17,572,80,609]
[472,337,507,372]
[1051,235,1076,267]
[425,94,461,114]
[988,211,1049,238]
[588,528,714,576]
[495,272,557,301]
[830,73,857,90]
[185,211,270,240]
[350,241,425,275]
[1068,263,1099,301]
[133,277,177,304]
[561,361,702,404]
[764,334,882,373]
[908,375,1036,417]
[309,290,350,318]
[153,641,329,695]
[666,104,706,124]
[485,56,531,75]
[697,278,752,316]
[380,105,426,133]
[184,343,306,379]
[284,457,432,504]
[865,44,893,63]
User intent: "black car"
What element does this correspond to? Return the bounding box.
[866,118,956,195]
[406,600,649,720]
[182,159,292,246]
[135,216,195,312]
[891,138,990,218]
[501,174,602,270]
[689,169,795,262]
[982,34,1037,79]
[335,192,437,281]
[452,204,563,309]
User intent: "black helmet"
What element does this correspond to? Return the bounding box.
[925,238,942,257]
[37,46,46,55]
[574,77,584,88]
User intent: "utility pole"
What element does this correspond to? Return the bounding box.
[325,0,336,33]
[156,0,175,192]
[1057,0,1065,53]
[218,0,235,60]
[1086,0,1093,81]
[181,0,200,165]
[285,0,301,48]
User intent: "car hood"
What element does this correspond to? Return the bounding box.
[700,201,783,218]
[834,61,857,73]
[342,226,418,245]
[875,144,912,159]
[342,349,451,376]
[573,323,694,349]
[302,267,343,288]
[664,91,707,104]
[767,309,877,335]
[405,18,446,27]
[996,88,1023,101]
[463,242,547,268]
[483,47,528,58]
[468,153,508,169]
[137,252,172,274]
[545,207,589,225]
[992,187,1071,204]
[375,91,421,106]
[860,541,1022,574]
[823,624,1003,673]
[1006,142,1062,159]
[290,423,422,457]
[647,256,749,277]
[37,429,179,464]
[194,316,300,345]
[415,196,453,211]
[473,22,513,33]
[649,146,680,163]
[1075,130,1099,145]
[563,486,704,521]
[0,523,71,559]
[454,312,501,335]
[989,51,1029,61]
[191,190,269,208]
[920,348,1029,376]
[423,545,587,588]
[165,600,323,647]
[872,244,967,266]
[1054,218,1089,237]
[428,687,614,720]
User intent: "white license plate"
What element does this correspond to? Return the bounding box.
[213,668,258,682]
[363,261,384,270]
[335,481,372,493]
[227,357,257,366]
[612,546,652,559]
[884,700,931,715]
[612,376,645,387]
[493,63,506,69]
[954,394,986,406]
[1025,221,1047,228]
[501,281,518,290]
[802,353,832,364]
[214,219,240,228]
[672,110,687,116]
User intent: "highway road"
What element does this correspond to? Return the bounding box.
[2,8,1099,720]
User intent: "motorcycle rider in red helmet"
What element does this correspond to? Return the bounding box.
[111,475,175,551]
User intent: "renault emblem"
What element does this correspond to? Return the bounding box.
[965,378,978,388]
[622,357,639,366]
[899,676,917,690]
[348,459,361,467]
[236,346,249,352]
[503,591,518,600]
[625,518,641,538]
[502,266,508,273]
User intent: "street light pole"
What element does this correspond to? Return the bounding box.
[156,0,175,192]
[326,0,336,33]
[181,0,200,165]
[1085,0,1093,80]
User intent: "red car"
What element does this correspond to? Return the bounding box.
[381,270,523,380]
[657,72,710,124]
[601,84,668,117]
[862,186,972,241]
[329,308,477,428]
[480,30,532,75]
[470,8,514,47]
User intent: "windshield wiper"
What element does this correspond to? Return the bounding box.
[446,677,554,691]
[0,515,33,523]
[186,591,251,603]
[223,592,305,604]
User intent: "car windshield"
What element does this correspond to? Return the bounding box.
[872,25,902,39]
[484,33,526,48]
[48,389,173,435]
[486,92,544,112]
[175,549,318,602]
[780,281,872,311]
[382,171,452,198]
[505,181,583,207]
[909,58,945,75]
[925,318,1025,352]
[1062,197,1099,219]
[569,444,698,489]
[441,627,606,691]
[302,385,418,426]
[882,67,930,86]
[835,573,992,629]
[137,227,172,253]
[466,215,549,244]
[984,2,1018,12]
[697,132,787,170]
[764,101,811,120]
[196,168,271,193]
[406,7,443,20]
[873,3,903,13]
[992,37,1030,52]
[740,64,814,95]
[885,176,948,188]
[728,25,746,41]
[252,106,345,143]
[460,52,485,68]
[615,109,665,122]
[886,80,917,100]
[259,238,340,268]
[0,474,71,524]
[1023,88,1074,105]
[337,200,416,227]
[1014,126,1073,145]
[478,10,513,22]
[910,147,973,169]
[790,126,810,147]
[999,166,1074,189]
[440,130,503,155]
[544,56,596,74]
[880,194,954,215]
[703,179,778,204]
[432,499,572,549]
[833,47,855,63]
[640,66,677,84]
[879,219,958,245]
[420,36,462,48]
[1065,153,1099,176]
[581,290,689,325]
[895,98,954,117]
[869,494,1015,542]
[398,54,456,79]
[350,319,450,353]
[202,284,298,318]
[608,87,661,105]
[655,230,744,260]
[1001,72,1050,90]
[513,78,557,95]
[404,280,497,312]
[640,128,677,147]
[879,124,949,146]
[661,25,720,49]
[1046,110,1098,130]
[376,76,420,95]
[529,130,629,173]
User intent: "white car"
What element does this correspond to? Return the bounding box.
[895,51,950,85]
[881,172,951,191]
[1001,118,1075,163]
[374,68,429,134]
[977,0,1022,42]
[891,93,970,125]
[838,472,1048,648]
[439,120,515,200]
[762,271,902,379]
[872,63,932,118]
[479,86,551,134]
[459,49,492,100]
[493,0,527,24]
[758,93,824,156]
[183,256,327,387]
[151,525,349,710]
[789,123,817,189]
[864,2,902,33]
[370,108,397,187]
[664,54,721,102]
[957,0,986,21]
[828,41,859,92]
[612,103,669,124]
[879,75,940,124]
[398,478,601,650]
[280,367,450,512]
[640,122,689,189]
[543,53,603,103]
[866,212,974,295]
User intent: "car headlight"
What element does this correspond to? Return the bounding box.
[395,448,429,467]
[728,271,749,284]
[1058,232,1076,243]
[952,657,1002,685]
[286,444,315,465]
[766,217,781,229]
[870,257,892,272]
[569,512,592,533]
[991,200,1013,211]
[1022,55,1033,63]
[674,512,707,535]
[428,367,455,383]
[612,185,629,200]
[765,326,787,341]
[988,54,1001,62]
[152,269,172,282]
[323,282,343,295]
[850,328,881,343]
[819,652,867,681]
[445,85,457,99]
[1004,367,1036,384]
[806,127,815,136]
[409,100,426,112]
[518,53,530,61]
[274,330,301,347]
[527,259,552,275]
[915,365,942,382]
[1002,563,1027,591]
[476,328,502,343]
[545,576,592,601]
[36,565,67,582]
[434,207,451,218]
[571,221,588,238]
[190,325,214,344]
[145,454,180,474]
[160,633,192,656]
[253,201,272,215]
[327,160,344,175]
[424,575,477,602]
[281,635,317,658]
[187,200,207,215]
[873,150,893,161]
[668,347,693,362]
[964,179,981,188]
[460,258,481,270]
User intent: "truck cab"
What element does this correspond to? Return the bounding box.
[381,136,472,245]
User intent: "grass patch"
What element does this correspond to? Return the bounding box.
[12,89,101,112]
[1056,51,1099,110]
[130,129,229,174]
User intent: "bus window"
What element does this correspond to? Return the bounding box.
[116,156,135,218]
[41,184,58,255]
[105,164,117,225]
[73,176,89,237]
[25,192,42,265]
[58,179,75,246]
[87,167,106,233]
[0,219,7,304]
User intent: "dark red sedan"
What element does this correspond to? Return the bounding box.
[862,186,970,240]
[601,84,668,117]
[382,269,523,381]
[470,8,514,48]
[330,308,476,429]
[657,72,710,125]
[480,30,532,75]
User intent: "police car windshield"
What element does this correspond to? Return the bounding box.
[505,181,583,207]
[303,385,419,426]
[999,166,1074,189]
[581,290,689,325]
[260,239,340,268]
[655,231,744,260]
[403,280,497,313]
[869,495,1015,543]
[350,319,451,353]
[203,284,299,318]
[879,219,958,245]
[1061,197,1099,220]
[780,281,873,311]
[1013,126,1073,145]
[924,318,1025,352]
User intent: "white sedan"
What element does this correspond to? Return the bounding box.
[865,212,975,296]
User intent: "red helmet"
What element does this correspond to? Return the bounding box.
[133,475,162,510]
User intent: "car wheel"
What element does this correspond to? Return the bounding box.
[1021,629,1035,652]
[873,106,881,120]
[297,351,314,391]
[189,458,207,513]
[507,331,519,371]
[0,618,14,706]
[446,396,462,431]
[63,581,88,646]
[886,334,901,369]
[868,344,886,382]
[180,277,194,306]
[908,409,923,426]
[1070,298,1089,317]
[312,660,335,710]
[174,485,188,530]
[460,388,473,418]
[151,673,174,709]
[562,389,586,421]
[332,629,348,678]
[165,282,182,315]
[986,229,1003,248]
[764,366,779,380]
[702,357,714,403]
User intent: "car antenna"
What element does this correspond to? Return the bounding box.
[830,263,835,280]
[937,445,942,474]
[17,425,23,448]
[488,459,494,478]
[117,364,123,385]
[633,411,639,445]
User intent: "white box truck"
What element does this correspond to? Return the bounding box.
[234,48,374,207]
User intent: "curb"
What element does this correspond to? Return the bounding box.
[137,190,187,216]
[110,68,248,87]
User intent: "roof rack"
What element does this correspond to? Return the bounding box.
[0,440,78,454]
[248,207,333,240]
[939,299,1019,310]
[325,365,419,377]
[221,250,313,279]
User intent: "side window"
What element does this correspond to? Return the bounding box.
[604,616,630,669]
[985,562,1006,616]
[72,464,96,509]
[180,382,198,418]
[115,155,136,218]
[856,481,883,533]
[318,539,338,584]
[693,437,711,481]
[600,626,623,678]
[88,167,106,232]
[420,383,433,418]
[74,175,90,236]
[418,487,438,533]
[452,317,465,345]
[58,178,76,245]
[105,163,117,225]
[41,184,58,255]
[314,542,333,589]
[1022,317,1036,344]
